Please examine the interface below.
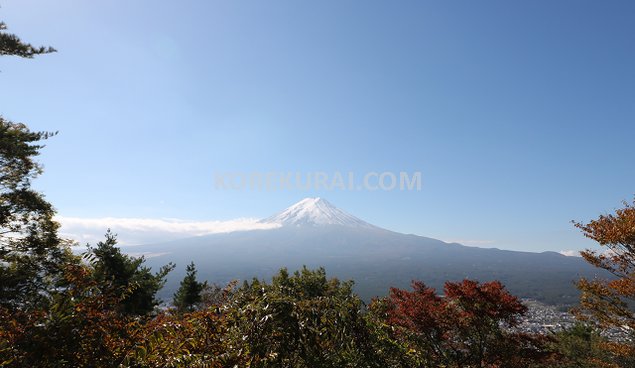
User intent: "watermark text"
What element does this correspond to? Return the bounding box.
[213,171,422,191]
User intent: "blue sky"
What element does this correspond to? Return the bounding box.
[1,0,633,252]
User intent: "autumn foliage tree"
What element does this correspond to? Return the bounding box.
[377,279,551,368]
[573,199,635,361]
[119,307,231,368]
[2,260,138,367]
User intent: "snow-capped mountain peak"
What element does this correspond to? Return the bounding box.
[260,197,376,228]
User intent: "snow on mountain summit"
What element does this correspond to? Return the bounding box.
[260,197,377,228]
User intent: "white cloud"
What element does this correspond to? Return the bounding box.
[56,216,280,246]
[559,249,582,257]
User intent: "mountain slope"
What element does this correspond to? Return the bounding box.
[128,198,603,305]
[260,197,377,228]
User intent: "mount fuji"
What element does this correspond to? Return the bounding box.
[260,197,377,229]
[130,198,603,305]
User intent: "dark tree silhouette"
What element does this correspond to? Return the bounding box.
[0,20,55,57]
[173,262,207,313]
[88,231,174,316]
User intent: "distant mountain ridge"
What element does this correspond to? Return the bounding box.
[128,198,605,306]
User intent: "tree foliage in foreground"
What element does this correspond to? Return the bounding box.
[548,322,633,368]
[224,267,383,368]
[2,12,635,367]
[0,118,68,309]
[0,11,63,311]
[88,230,174,316]
[373,279,553,367]
[573,199,635,363]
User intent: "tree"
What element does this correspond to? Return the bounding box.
[88,230,174,316]
[1,261,137,368]
[226,267,381,368]
[0,119,66,308]
[573,199,635,361]
[380,279,551,367]
[0,11,62,310]
[120,307,231,368]
[1,20,56,57]
[173,262,207,313]
[199,282,232,308]
[549,323,624,368]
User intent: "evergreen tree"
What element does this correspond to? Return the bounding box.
[173,262,207,313]
[0,119,64,308]
[550,323,615,367]
[88,230,174,316]
[0,20,56,57]
[0,15,61,310]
